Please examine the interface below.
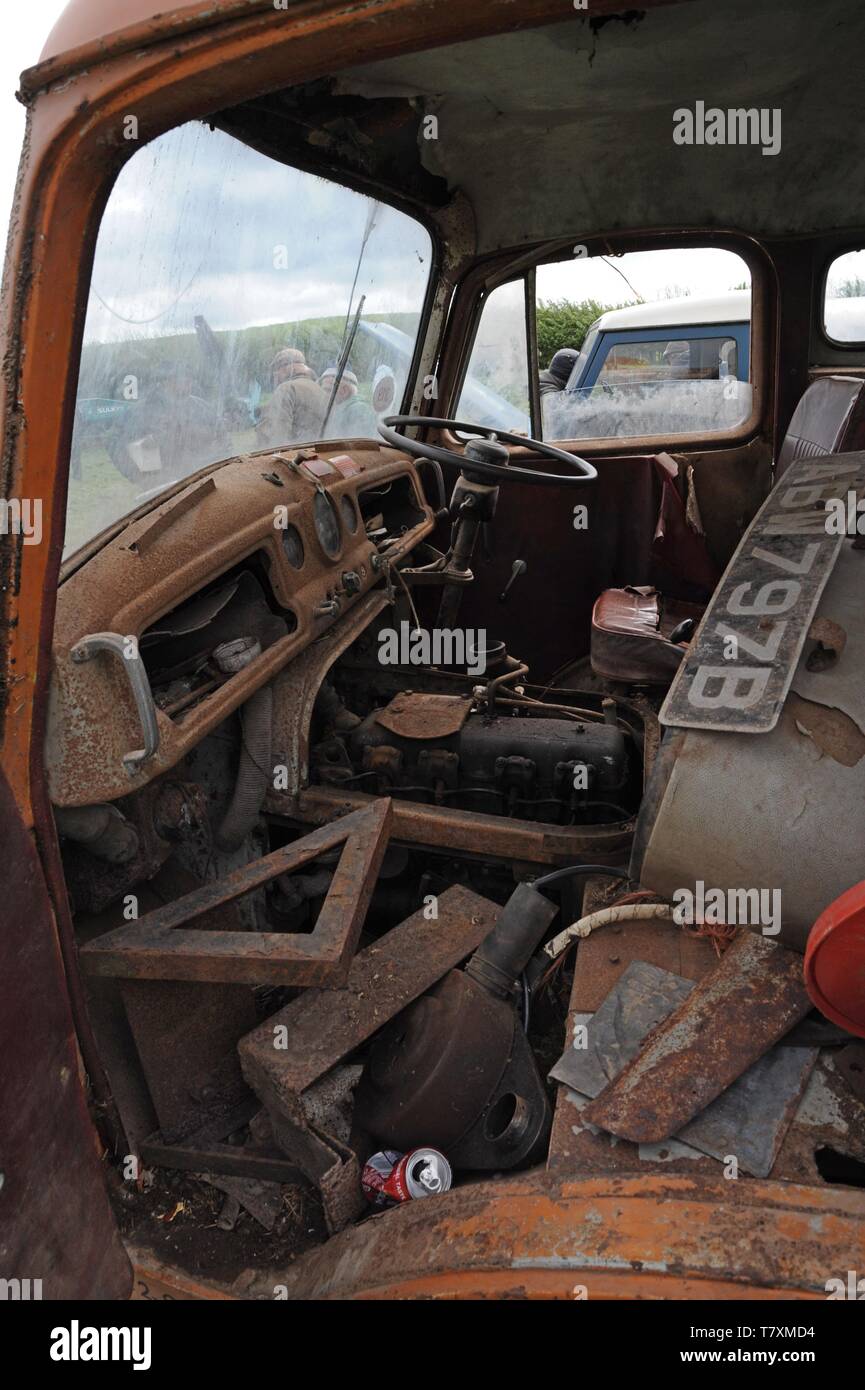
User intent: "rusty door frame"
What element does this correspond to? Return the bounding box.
[0,762,132,1298]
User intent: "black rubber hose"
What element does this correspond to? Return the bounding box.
[533,862,632,891]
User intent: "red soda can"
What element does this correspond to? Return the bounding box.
[361,1148,452,1207]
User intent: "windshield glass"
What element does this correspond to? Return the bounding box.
[65,122,432,556]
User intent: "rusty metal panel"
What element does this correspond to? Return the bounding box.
[570,915,719,1012]
[582,932,812,1142]
[0,767,131,1298]
[80,799,391,985]
[240,883,500,1103]
[242,1170,865,1300]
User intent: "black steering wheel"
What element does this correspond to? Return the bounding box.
[378,415,597,485]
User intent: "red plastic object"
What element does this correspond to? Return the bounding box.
[804,881,865,1038]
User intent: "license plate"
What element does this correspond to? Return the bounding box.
[660,451,865,733]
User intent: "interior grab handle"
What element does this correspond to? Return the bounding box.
[70,630,159,776]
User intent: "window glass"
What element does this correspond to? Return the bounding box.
[824,249,865,343]
[66,122,431,556]
[537,247,751,442]
[595,336,737,384]
[455,280,531,433]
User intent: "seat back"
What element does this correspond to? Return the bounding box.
[777,374,865,477]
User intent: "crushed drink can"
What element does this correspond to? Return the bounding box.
[361,1148,452,1207]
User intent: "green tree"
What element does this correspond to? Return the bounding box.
[536,298,613,367]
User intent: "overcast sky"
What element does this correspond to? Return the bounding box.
[84,122,431,348]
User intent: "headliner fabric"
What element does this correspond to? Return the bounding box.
[335,0,865,250]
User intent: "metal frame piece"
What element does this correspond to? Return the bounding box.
[80,800,392,985]
[239,884,501,1230]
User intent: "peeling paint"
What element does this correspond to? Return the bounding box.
[787,691,865,767]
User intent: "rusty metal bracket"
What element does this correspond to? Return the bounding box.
[80,800,392,986]
[139,1130,307,1188]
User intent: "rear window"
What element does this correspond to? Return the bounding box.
[823,250,865,344]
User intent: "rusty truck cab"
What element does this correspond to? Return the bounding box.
[2,0,865,1301]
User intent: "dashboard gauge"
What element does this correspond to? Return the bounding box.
[281,524,305,569]
[340,495,359,533]
[314,491,342,558]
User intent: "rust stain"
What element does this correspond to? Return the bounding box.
[787,692,865,767]
[375,691,473,740]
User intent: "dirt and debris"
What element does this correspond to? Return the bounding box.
[108,1165,327,1284]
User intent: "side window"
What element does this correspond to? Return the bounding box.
[536,247,752,443]
[823,249,865,344]
[456,279,531,432]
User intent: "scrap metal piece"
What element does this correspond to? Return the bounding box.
[550,961,692,1098]
[80,800,392,986]
[551,960,817,1177]
[675,1045,817,1176]
[239,885,500,1231]
[582,932,813,1142]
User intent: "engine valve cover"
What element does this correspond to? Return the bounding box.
[344,694,630,820]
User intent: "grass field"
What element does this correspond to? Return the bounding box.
[64,429,258,557]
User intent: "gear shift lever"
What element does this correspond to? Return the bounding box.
[499,558,527,603]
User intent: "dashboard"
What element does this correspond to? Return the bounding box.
[47,444,435,807]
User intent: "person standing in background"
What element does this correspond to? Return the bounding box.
[257,347,327,447]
